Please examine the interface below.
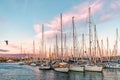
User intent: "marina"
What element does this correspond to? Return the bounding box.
[0,0,120,80]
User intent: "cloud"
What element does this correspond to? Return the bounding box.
[35,30,60,39]
[110,0,120,10]
[34,0,103,39]
[9,44,20,49]
[34,24,42,33]
[46,0,102,30]
[34,0,120,41]
[100,13,120,22]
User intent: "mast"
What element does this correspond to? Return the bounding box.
[20,44,23,61]
[107,37,109,61]
[42,24,44,59]
[82,34,84,60]
[60,13,63,61]
[39,44,41,60]
[114,28,118,60]
[97,39,102,62]
[72,16,75,61]
[33,40,35,61]
[94,25,97,63]
[64,33,67,60]
[101,40,103,58]
[115,28,118,56]
[88,7,92,61]
[94,25,97,61]
[56,35,58,59]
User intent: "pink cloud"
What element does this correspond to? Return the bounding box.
[36,30,60,39]
[8,44,20,50]
[46,0,102,30]
[100,13,120,23]
[97,0,120,23]
[34,0,103,39]
[34,24,42,33]
[110,0,120,9]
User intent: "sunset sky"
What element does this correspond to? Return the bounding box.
[0,0,120,55]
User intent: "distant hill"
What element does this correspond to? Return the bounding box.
[0,53,35,58]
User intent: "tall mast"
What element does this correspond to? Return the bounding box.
[60,13,63,61]
[88,7,92,61]
[42,24,44,58]
[64,34,66,60]
[56,35,58,59]
[101,40,103,57]
[72,16,75,60]
[33,40,35,54]
[94,25,97,58]
[115,28,118,56]
[33,40,35,61]
[82,34,84,59]
[20,44,23,61]
[107,37,109,61]
[94,25,97,62]
[39,44,41,59]
[114,28,118,60]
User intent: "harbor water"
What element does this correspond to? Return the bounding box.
[0,63,120,80]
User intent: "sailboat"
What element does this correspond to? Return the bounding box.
[105,28,120,69]
[69,17,84,72]
[84,7,103,72]
[54,62,69,72]
[19,44,25,65]
[54,13,69,72]
[39,24,51,70]
[29,40,37,66]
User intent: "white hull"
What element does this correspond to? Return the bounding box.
[30,63,36,66]
[69,66,84,72]
[39,66,51,70]
[54,68,69,72]
[105,64,120,69]
[85,65,103,72]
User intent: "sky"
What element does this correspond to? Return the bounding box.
[0,0,120,56]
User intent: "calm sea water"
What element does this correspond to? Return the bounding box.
[0,63,120,80]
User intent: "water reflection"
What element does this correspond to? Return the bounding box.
[103,69,120,80]
[0,63,39,80]
[55,72,69,80]
[1,63,120,80]
[39,70,56,80]
[69,71,103,80]
[84,72,103,80]
[69,71,85,80]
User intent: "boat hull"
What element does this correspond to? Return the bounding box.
[85,65,103,72]
[54,68,69,72]
[30,63,37,66]
[69,66,84,72]
[105,64,120,69]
